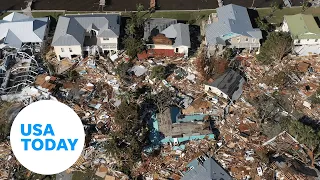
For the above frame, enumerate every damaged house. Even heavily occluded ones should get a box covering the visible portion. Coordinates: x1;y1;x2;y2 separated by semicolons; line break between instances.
205;4;262;55
182;155;232;180
0;12;50;52
205;69;245;101
52;14;121;60
281;14;320;56
149;106;215;148
140;18;191;59
0;51;40;95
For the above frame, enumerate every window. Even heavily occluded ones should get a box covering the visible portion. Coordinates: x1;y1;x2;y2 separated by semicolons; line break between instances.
69;48;72;52
103;37;109;40
316;39;318;42
297;40;301;43
245;38;249;42
237;37;240;42
175;48;179;53
252;39;256;43
61;48;64;52
91;30;96;36
307;39;309;41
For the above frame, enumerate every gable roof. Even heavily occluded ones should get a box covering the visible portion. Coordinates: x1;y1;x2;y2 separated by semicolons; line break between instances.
284;14;320;39
182;156;232;180
205;4;262;45
143;18;178;41
207;69;244;99
52;14;120;46
0;12;49;49
161;23;191;47
3;12;31;22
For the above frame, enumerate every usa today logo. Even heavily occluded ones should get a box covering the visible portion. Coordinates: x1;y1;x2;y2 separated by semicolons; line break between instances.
10;100;85;175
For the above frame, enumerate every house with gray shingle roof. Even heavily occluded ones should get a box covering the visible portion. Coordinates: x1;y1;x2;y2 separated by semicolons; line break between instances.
205;4;262;54
143;18;191;57
0;12;49;51
182;155;232;180
52;14;120;60
204;69;245;101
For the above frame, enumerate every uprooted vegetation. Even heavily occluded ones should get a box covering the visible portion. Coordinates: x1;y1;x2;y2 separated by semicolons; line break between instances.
194;49;228;81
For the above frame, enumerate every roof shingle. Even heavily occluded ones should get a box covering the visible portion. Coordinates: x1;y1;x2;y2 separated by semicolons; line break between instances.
284;14;320;39
205;4;262;45
52;14;120;46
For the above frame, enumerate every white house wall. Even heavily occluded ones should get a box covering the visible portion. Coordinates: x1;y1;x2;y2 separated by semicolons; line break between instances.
100;37;118;44
281;21;289;32
176;46;189;55
294;39;320;45
152;44;174;50
99;37;118;51
294;45;320;56
204;85;229;99
54;45;82;60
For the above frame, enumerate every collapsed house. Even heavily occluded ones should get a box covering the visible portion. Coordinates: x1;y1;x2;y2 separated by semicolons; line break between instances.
0;51;40;95
52;14;121;60
146;106;215;152
139;18;190;59
262;131;319;179
182;155;232;180
0;12;50;53
205;4;262;55
281;14;320;56
204;69;245;101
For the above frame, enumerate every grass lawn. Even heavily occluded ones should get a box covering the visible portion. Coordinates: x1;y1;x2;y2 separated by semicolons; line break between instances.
149;10;216;23
1;7;320;25
121;10;216;25
257;7;320;25
32;12;65;20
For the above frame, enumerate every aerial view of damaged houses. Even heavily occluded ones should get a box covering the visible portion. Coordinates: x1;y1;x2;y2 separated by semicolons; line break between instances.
2;0;320;179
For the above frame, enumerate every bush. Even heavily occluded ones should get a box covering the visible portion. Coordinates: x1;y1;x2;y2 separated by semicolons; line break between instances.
256;32;293;65
150;65;166;80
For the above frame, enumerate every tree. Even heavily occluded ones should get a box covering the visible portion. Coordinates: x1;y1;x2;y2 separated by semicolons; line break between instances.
115;61;133;83
123;37;144;59
223;48;235;59
270;1;280;13
256;32;293;65
151;88;175;121
301;0;310;12
105;102;148;175
68;70;79;82
285;120;320;167
150;65;166;80
310;89;320;104
124;4;147;59
255;17;271;32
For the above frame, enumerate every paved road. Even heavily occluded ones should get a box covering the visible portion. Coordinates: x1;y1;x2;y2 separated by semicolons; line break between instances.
0;0;305;11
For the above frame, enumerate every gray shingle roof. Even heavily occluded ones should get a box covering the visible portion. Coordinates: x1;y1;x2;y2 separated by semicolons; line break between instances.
205;4;262;45
143;18;177;41
3;12;31;22
5;30;22;48
52;14;120;46
161;23;191;47
182;156;232;180
208;69;244;99
0;12;49;49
